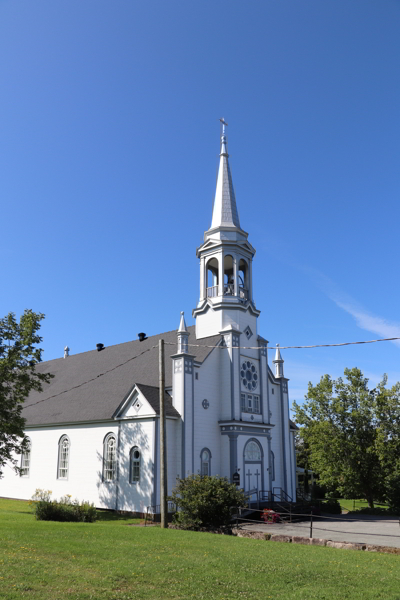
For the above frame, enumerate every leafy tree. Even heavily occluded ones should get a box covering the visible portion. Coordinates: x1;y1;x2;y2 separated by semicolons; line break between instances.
169;474;247;530
293;368;389;509
0;310;52;478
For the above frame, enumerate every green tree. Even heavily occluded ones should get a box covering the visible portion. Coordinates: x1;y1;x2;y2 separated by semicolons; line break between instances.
0;310;52;478
169;474;247;530
293;368;387;508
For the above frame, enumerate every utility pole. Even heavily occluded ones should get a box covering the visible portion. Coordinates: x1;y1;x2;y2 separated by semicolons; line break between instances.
159;339;168;528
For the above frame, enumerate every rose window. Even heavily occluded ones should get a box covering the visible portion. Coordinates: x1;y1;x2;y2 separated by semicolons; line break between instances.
241;361;258;390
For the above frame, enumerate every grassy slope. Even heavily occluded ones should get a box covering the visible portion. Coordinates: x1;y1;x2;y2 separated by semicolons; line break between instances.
1;499;400;600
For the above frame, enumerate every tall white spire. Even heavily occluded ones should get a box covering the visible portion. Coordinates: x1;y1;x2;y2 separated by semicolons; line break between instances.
273;344;284;378
177;311;189;353
210;120;241;230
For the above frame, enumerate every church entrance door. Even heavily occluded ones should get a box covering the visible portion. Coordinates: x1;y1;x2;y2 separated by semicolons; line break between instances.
244;464;262;492
243;439;264;494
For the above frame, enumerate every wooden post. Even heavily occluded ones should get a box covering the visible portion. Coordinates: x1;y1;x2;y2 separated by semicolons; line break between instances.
159;339;168;528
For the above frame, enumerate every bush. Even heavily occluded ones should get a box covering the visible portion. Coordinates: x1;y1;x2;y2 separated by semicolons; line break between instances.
320;499;342;514
31;489;97;522
169;474;247;530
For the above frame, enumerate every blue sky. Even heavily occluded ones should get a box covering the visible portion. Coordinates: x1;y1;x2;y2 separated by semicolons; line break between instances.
1;0;400;406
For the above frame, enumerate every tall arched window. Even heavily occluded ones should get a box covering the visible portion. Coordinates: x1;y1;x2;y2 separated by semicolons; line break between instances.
238;259;248;300
223;255;234;295
244;440;262;461
58;435;70;479
130;447;140;483
206;257;219;298
200;448;211;476
103;433;117;482
20;437;31;477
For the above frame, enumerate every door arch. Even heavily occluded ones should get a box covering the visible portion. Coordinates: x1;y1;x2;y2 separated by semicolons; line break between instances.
243;438;264;493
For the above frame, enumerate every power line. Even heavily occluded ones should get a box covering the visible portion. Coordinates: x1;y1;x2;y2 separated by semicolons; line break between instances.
23;335;400;410
164;336;400;350
25;345;158;409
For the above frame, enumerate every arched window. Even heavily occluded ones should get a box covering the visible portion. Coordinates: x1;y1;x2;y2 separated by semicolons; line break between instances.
238;259;248;300
103;433;117;482
206;257;219;298
58;435;70;479
200;448;211;476
223;255;234;295
271;451;275;481
20;438;31;477
130;447;140;483
244;440;262;461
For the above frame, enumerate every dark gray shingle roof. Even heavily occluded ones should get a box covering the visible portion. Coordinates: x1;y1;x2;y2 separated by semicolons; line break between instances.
135;384;180;418
22;326;221;426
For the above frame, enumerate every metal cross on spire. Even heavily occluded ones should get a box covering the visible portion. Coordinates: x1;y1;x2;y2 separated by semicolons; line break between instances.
219;117;228;135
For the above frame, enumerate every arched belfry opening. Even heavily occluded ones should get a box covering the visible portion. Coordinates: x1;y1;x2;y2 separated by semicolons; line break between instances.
238;259;249;300
206;257;219;298
223;255;234;296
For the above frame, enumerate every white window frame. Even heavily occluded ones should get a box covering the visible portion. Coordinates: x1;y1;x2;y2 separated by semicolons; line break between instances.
241;394;260;414
200;448;211;476
244;440;262;461
103;433;117;482
57;435;70;480
130;447;140;484
20;438;31;477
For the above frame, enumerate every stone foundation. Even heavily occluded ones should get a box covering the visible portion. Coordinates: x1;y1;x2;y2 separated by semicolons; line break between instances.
232;528;400;554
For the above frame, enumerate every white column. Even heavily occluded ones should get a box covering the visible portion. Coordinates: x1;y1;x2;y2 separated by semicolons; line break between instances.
249;259;253;301
233;254;238;296
200;257;205;301
218;251;224;297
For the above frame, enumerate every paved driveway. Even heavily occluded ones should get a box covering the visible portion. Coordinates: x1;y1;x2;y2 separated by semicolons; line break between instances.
239;514;400;549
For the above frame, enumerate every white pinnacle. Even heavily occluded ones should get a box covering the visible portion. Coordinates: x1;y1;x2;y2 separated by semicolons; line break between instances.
178;311;188;333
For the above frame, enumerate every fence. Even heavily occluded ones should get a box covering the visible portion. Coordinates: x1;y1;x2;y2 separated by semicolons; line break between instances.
232;506;400;542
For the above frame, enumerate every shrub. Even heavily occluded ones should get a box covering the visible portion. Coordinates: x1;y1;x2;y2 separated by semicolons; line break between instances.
320;499;342;514
169;474;247;530
31;489;97;522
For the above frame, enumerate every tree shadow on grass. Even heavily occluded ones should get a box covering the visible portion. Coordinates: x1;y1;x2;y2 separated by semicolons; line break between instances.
96;509;141;522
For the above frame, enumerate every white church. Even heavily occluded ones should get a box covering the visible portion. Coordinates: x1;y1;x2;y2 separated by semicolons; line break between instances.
1;125;297;514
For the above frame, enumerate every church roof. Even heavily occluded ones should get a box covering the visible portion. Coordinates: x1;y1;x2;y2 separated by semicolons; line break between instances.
135;384;180;419
22;326;221;427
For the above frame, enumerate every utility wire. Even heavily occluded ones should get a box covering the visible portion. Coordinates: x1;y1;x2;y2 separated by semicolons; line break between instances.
24;335;400;410
165;336;400;350
25;345;158;409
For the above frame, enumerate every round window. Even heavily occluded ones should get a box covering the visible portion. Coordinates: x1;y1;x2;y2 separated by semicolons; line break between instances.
241;361;258;391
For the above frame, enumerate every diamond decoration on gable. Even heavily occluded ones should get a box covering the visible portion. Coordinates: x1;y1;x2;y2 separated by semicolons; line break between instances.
244;326;253;340
134;399;142;413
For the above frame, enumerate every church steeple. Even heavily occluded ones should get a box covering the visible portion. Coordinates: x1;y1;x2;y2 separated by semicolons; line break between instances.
193;121;260;339
210;120;241;230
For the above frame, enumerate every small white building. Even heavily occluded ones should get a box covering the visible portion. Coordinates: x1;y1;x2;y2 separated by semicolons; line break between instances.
1;126;297;513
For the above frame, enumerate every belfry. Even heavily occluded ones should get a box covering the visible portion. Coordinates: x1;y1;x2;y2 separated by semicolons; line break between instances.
193;121;260;339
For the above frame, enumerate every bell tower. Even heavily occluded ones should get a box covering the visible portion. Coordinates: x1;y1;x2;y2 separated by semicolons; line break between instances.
193;122;260;339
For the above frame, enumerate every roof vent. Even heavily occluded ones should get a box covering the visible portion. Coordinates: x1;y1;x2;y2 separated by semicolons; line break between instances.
64;346;70;358
96;343;104;352
138;332;148;342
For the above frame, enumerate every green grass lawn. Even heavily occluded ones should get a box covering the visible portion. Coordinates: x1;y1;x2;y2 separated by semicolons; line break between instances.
1;498;400;600
335;499;388;512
